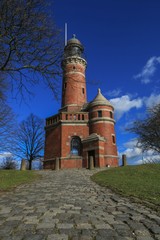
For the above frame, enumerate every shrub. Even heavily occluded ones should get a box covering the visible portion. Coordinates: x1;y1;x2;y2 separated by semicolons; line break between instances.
0;157;18;170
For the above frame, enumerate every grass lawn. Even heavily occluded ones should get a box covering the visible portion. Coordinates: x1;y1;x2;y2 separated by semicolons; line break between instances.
0;170;40;191
91;164;160;208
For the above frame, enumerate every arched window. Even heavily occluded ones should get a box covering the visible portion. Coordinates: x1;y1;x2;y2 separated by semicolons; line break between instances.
71;137;81;156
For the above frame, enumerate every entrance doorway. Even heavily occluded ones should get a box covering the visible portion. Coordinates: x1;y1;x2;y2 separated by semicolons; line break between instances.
88;150;96;168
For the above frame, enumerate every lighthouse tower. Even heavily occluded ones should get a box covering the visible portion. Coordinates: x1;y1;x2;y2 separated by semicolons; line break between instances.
44;35;89;169
44;35;118;170
61;34;87;112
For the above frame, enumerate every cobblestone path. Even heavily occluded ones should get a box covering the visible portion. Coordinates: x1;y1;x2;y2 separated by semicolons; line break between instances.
0;169;160;240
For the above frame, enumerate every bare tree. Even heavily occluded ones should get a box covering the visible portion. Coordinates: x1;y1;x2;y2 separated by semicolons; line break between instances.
0;99;17;152
0;156;18;170
14;114;44;170
0;74;7;100
0;0;63;100
129;103;160;154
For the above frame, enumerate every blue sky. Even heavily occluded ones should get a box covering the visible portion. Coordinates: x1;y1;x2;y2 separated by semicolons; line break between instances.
6;0;160;165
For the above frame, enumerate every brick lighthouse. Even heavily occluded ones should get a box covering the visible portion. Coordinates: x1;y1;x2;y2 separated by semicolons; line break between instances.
44;35;118;169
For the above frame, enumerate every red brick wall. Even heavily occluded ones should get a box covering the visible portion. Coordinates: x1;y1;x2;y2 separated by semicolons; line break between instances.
64;63;85;74
104;157;119;167
43;160;55;170
61;124;89;157
89;105;118;167
44;125;61;160
62;62;87;108
89;105;114;119
60;158;82;169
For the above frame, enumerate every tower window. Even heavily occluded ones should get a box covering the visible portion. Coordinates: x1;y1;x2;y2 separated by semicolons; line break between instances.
98;110;102;117
82;115;84;120
64;83;67;89
71;137;81;156
110;111;113;118
78;114;80;120
112;135;116;144
66;114;68;120
82;88;85;94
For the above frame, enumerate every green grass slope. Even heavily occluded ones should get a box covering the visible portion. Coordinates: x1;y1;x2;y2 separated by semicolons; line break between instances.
91;164;160;208
0;170;40;191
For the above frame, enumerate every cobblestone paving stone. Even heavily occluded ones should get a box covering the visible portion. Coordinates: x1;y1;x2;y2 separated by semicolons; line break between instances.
0;169;160;240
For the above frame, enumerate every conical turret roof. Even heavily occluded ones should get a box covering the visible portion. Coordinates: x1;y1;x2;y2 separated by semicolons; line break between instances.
89;88;113;108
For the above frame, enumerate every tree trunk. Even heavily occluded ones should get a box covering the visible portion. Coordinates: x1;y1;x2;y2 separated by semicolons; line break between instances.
28;160;32;170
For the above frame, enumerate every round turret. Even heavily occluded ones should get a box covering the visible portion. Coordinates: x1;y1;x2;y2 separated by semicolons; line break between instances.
88;88;117;166
88;89;115;132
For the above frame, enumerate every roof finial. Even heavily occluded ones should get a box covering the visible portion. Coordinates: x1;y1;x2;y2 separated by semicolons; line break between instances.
98;88;101;94
73;34;76;38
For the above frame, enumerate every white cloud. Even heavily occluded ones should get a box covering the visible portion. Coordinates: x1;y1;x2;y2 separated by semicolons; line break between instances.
107;88;122;97
118;139;142;165
134;56;160;84
124;147;142;159
110;95;143;119
144;93;160;108
122;139;142;158
0;152;12;160
124;138;137;148
119;139;160;165
134;159;143;165
110;93;160;120
135;154;160;165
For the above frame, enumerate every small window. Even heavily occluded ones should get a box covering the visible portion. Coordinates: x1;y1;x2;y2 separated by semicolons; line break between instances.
98;110;102;117
74;114;76;120
64;82;67;89
66;114;68;120
78;114;80;120
73;66;76;70
112;135;115;144
82;88;85;94
110;111;113;118
82;115;84;120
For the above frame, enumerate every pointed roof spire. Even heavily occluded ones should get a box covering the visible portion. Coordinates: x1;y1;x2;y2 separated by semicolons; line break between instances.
88;88;113;108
